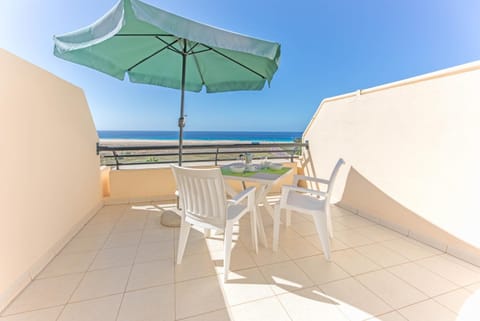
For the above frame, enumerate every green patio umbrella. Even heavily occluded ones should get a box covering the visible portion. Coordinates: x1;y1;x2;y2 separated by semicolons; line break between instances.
54;0;281;165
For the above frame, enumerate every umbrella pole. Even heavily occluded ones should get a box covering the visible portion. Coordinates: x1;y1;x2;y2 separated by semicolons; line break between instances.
178;40;187;166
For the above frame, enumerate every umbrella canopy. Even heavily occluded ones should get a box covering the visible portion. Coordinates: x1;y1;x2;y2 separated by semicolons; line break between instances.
54;0;281;165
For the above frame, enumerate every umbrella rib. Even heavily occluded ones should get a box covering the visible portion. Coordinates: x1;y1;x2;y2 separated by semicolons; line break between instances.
116;33;175;37
127;38;180;71
155;36;183;55
206;46;267;79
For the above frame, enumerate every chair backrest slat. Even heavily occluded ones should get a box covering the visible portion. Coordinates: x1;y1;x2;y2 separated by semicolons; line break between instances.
171;165;227;229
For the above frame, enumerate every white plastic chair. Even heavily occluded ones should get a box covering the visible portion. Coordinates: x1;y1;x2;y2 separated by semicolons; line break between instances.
273;159;345;260
171;165;257;281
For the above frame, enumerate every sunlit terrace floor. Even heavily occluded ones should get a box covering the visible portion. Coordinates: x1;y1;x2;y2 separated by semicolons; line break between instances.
2;200;480;321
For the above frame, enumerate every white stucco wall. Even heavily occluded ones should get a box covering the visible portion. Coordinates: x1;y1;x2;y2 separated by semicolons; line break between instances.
304;61;480;262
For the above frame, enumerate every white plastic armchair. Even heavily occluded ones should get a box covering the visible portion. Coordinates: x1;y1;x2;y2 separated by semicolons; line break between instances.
273;159;345;260
171;165;257;281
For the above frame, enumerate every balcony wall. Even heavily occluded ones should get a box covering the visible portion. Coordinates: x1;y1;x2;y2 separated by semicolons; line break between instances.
103;163;299;204
0;50;103;310
303;61;480;265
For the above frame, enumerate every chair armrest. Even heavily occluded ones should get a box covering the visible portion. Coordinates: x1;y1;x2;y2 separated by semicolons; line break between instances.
228;186;256;205
282;185;326;197
294;175;329;185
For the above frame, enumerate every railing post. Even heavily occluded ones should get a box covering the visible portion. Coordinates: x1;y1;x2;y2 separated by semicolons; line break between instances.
215;147;219;166
113;151;120;170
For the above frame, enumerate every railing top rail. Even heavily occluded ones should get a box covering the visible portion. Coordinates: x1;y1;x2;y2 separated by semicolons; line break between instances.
97;141;308;153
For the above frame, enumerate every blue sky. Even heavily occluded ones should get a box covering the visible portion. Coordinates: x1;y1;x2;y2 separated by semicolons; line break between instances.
1;0;479;131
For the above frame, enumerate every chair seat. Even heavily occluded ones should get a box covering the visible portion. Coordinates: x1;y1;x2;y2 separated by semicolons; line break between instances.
286;191;326;213
227;204;248;220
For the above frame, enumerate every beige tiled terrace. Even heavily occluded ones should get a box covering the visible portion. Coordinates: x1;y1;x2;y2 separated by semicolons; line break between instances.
1;201;479;321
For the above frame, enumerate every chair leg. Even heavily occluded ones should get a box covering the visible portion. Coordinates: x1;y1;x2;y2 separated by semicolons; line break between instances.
224;221;234;282
250;207;258;254
273;205;281;252
326;205;333;239
286;209;292;227
176;221;191;264
312;213;331;260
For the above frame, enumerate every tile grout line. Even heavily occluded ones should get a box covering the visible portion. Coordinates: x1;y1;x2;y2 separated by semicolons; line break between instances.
52;206;127;321
113;205;149;321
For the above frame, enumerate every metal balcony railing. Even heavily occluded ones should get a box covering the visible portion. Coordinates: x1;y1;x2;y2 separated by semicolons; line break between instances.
96;141;308;169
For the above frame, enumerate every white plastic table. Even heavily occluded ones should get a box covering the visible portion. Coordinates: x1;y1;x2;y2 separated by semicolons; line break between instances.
222;165;292;248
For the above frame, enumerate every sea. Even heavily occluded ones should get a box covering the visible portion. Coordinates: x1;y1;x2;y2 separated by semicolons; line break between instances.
97;130;303;143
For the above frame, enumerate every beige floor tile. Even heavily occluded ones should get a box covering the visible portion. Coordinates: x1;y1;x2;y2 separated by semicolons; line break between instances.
398;299;457;321
126;259;174;291
280;237;321;259
96;205;128;216
176;235;225;257
0;306;62;321
76;223;113;238
465;282;480;292
305;235;350;253
259;261;314;294
434;288;473;314
278;287;349;321
263;225;302;242
113;217;146;233
38;251;97;279
103;231;142;249
416;255;480;287
219;268;275;306
211;245;257;274
335;215;375;229
367;311;408;321
89;246;137;270
3;274;83;315
388;262;458;297
87;213;121;225
355;244;409;268
333;229;375;248
442;255;480;274
250;247;291;266
319;277;392;320
295;255;349;285
356;270;428;309
355;225;403;242
229;297;291;321
290;221;318;237
135;240;174;263
180;309;231;321
117;285;174;321
381;237;441;260
57;294;122;321
70;266;130;302
141;228;175;244
331;249;380;275
61;235;107;254
175;275;227;320
175;252;217;282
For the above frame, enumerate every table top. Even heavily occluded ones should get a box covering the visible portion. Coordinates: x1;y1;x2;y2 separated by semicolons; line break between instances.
221;164;292;184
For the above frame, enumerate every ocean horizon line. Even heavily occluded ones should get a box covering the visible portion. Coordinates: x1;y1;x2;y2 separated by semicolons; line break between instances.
98;130;304;142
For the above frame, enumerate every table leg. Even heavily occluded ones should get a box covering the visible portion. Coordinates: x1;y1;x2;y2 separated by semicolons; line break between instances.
254;184;270;248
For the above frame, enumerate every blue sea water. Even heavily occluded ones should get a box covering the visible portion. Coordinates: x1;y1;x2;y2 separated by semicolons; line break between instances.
97;130;303;142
